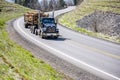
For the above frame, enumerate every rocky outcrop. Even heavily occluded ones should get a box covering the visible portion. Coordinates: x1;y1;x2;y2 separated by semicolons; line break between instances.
76;11;120;38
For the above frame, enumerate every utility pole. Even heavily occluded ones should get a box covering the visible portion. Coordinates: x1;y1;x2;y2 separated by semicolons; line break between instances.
52;0;55;18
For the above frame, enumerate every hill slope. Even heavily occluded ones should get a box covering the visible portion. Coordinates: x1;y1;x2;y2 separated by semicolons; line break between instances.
0;0;70;80
59;0;120;43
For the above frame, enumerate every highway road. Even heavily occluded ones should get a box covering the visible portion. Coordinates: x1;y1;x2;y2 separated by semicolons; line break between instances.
13;7;120;80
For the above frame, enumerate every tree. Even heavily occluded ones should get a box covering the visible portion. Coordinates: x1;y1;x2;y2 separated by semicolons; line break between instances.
74;0;83;5
15;0;24;5
23;0;29;7
41;0;49;11
49;0;56;10
67;0;74;6
14;0;69;10
35;0;41;10
15;0;38;9
74;0;78;5
15;0;19;3
15;0;21;4
59;0;65;7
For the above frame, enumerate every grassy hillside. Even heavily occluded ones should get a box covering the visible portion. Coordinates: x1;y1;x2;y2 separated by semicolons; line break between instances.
0;0;68;80
59;0;120;43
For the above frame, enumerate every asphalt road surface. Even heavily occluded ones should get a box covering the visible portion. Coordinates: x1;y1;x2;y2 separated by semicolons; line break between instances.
13;7;120;80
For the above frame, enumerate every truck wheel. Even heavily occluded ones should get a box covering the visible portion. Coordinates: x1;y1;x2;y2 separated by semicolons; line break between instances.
25;24;28;28
42;35;46;39
33;27;35;34
30;27;33;33
39;30;41;36
35;29;38;35
40;32;45;39
41;36;44;39
54;36;58;39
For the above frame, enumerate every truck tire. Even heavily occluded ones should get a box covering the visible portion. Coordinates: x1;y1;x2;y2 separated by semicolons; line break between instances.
25;24;28;28
39;30;41;36
30;26;34;33
33;28;35;34
35;25;38;35
35;29;38;35
40;32;45;39
30;26;35;34
54;36;58;39
30;27;33;33
41;35;45;39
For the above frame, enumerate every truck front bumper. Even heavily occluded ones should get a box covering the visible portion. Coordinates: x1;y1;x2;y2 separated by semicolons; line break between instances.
43;33;59;37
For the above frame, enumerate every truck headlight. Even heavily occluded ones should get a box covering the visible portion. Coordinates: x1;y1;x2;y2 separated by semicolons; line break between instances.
43;28;47;31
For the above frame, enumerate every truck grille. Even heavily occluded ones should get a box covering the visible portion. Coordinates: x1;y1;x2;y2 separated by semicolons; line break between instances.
47;27;56;33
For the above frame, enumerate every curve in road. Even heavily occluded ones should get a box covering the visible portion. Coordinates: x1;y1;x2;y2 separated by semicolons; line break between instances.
13;7;120;80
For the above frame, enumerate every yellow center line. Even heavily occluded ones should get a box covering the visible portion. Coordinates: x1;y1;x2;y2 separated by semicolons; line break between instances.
66;40;120;60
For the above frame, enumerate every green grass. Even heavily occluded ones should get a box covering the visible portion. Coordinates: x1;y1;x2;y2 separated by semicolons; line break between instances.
0;0;68;80
0;56;20;80
59;0;120;43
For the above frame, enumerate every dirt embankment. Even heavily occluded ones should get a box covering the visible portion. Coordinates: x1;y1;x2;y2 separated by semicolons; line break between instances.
77;11;120;39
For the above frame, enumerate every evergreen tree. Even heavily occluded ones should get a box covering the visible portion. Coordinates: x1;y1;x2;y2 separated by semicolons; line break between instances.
59;0;65;7
15;0;21;4
74;0;83;5
74;0;78;5
49;0;56;10
23;0;29;7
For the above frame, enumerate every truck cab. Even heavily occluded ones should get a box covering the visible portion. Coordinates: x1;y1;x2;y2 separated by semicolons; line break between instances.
39;18;59;39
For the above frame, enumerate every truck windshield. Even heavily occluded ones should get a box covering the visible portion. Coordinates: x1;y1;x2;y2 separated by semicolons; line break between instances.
42;18;55;24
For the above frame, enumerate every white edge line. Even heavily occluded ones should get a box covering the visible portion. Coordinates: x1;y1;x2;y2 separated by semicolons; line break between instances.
16;14;120;80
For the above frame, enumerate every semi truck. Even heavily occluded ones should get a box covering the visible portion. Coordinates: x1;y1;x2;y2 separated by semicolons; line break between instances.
38;17;59;39
24;11;59;39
